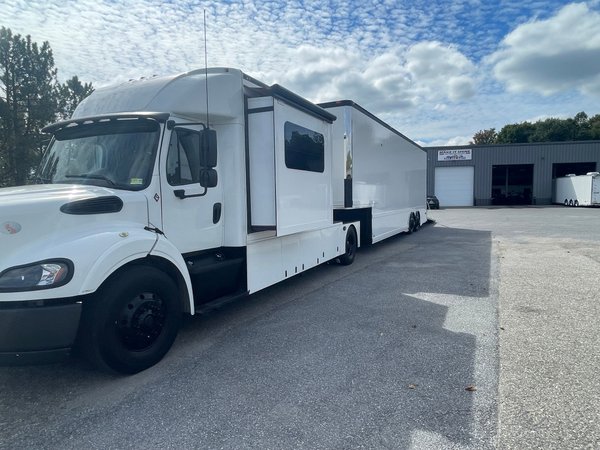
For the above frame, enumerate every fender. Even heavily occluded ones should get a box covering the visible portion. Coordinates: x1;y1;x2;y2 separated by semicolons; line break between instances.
147;235;195;315
77;228;158;295
0;226;156;302
78;230;195;314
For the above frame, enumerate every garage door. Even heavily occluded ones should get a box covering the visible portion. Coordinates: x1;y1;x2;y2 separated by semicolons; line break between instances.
435;166;474;207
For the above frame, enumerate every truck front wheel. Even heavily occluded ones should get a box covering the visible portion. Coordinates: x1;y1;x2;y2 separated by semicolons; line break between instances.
79;266;181;374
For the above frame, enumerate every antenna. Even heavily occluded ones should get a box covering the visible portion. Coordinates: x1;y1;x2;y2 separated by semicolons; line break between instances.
203;9;210;129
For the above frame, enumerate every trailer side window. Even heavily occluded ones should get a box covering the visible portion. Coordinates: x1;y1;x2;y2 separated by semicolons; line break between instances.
284;122;324;173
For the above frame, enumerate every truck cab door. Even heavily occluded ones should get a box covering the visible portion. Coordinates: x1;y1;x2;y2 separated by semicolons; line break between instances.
159;125;223;254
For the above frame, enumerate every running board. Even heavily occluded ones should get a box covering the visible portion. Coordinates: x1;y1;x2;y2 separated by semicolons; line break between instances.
195;290;250;315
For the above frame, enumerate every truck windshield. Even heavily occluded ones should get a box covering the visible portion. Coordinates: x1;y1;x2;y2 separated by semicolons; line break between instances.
37;119;161;191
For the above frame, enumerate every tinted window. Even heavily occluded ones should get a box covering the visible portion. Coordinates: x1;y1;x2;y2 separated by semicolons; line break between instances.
284;122;324;173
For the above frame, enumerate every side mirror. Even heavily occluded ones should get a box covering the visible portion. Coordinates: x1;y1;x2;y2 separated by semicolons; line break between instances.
199;168;218;188
200;129;217;168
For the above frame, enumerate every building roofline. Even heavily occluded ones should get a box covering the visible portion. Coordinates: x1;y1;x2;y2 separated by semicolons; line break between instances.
426;140;600;150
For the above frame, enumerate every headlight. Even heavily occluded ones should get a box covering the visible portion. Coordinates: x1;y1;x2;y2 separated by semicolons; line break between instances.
0;259;73;292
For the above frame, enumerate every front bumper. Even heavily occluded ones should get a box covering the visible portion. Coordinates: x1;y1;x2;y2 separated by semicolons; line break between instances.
0;298;82;365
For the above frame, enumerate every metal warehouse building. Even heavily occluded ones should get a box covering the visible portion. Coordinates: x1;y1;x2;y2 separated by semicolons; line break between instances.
425;141;600;206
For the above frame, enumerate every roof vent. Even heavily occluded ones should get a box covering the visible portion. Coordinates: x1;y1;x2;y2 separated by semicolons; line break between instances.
586;172;599;176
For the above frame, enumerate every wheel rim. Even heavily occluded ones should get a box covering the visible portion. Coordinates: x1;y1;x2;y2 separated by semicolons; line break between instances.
115;292;167;351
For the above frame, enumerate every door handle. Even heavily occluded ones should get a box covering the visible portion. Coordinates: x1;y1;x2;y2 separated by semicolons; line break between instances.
213;203;222;224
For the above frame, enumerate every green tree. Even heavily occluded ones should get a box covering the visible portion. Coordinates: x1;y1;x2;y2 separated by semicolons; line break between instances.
57;75;94;120
471;128;497;145
588;114;600;140
496;122;535;143
0;27;93;187
0;27;59;186
529;118;578;142
574;111;588;126
485;112;600;145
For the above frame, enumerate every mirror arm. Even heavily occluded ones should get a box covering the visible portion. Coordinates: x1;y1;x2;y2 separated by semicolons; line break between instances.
174;187;208;199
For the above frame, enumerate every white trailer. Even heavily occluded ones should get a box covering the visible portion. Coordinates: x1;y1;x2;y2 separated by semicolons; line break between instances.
555;172;600;206
0;68;426;373
320;101;427;243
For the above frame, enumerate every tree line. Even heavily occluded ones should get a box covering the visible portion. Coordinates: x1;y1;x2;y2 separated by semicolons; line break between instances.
0;27;93;187
471;112;600;145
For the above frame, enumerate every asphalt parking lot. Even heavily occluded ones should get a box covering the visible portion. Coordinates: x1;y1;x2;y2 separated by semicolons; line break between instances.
428;206;600;449
1;206;599;449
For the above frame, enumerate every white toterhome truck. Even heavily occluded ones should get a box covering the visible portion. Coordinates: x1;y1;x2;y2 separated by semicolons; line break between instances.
555;172;600;206
0;68;426;373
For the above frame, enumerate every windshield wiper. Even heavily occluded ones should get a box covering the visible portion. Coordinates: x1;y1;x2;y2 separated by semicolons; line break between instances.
33;176;51;184
65;173;116;186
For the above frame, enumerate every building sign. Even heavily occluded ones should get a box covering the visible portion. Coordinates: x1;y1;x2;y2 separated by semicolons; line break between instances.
437;149;472;161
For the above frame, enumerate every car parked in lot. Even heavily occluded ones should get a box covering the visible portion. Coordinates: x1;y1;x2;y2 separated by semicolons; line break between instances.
427;195;440;209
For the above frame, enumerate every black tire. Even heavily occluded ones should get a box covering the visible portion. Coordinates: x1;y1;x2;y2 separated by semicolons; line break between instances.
574;200;579;207
569;199;574;206
78;265;181;374
408;213;415;233
564;199;569;206
338;226;358;266
415;211;421;231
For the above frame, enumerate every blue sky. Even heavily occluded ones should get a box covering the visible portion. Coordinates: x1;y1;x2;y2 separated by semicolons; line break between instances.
2;0;600;145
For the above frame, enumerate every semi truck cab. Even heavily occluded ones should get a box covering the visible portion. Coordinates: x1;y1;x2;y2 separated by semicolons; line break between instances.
0;111;222;371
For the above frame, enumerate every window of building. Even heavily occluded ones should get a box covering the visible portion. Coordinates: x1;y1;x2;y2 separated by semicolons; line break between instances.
284;122;324;173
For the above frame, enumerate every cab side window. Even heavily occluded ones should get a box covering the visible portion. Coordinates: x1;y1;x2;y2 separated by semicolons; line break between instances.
166;129;201;186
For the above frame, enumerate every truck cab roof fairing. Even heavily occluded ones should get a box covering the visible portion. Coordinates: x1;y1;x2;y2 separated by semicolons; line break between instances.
42;112;170;135
72;68;246;122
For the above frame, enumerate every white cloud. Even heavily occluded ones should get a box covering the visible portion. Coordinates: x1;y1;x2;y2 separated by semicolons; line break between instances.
270;42;477;117
490;2;600;96
1;0;598;145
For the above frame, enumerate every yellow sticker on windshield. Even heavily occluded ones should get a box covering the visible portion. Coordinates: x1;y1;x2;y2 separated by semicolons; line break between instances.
130;178;143;185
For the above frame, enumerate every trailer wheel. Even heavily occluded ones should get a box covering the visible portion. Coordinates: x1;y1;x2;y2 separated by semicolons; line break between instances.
79;265;181;374
569;199;574;206
564;199;569;206
338;226;358;266
574;200;579;207
415;211;421;231
408;213;415;233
